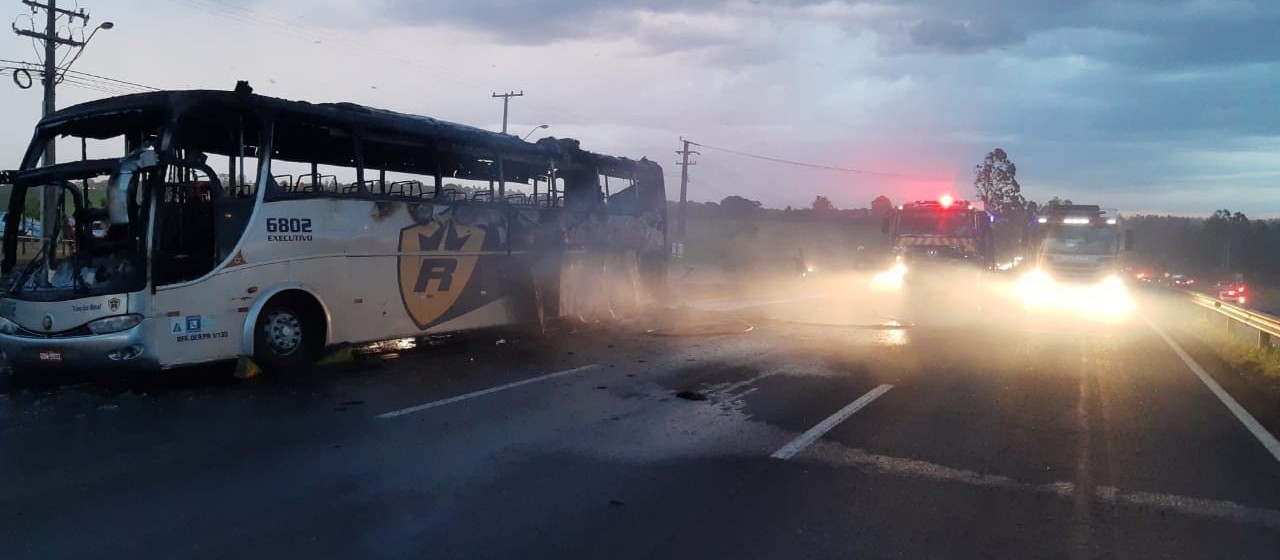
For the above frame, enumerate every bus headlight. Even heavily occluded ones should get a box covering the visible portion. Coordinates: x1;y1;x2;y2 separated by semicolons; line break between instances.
1017;268;1054;306
0;317;17;335
87;314;143;335
1091;276;1135;317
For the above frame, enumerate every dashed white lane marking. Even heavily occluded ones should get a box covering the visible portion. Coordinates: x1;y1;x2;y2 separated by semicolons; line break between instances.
771;384;894;460
1145;318;1280;465
377;364;600;419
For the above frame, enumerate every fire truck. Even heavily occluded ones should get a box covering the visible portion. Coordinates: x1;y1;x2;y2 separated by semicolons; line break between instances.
881;195;995;270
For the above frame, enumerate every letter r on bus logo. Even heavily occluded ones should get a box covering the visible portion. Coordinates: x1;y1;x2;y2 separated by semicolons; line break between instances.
414;258;458;292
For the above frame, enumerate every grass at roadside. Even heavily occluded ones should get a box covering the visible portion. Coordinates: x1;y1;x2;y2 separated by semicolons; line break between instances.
1188;318;1280;397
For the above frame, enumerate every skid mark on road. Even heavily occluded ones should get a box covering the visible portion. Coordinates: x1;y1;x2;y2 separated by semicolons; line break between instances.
803;444;1280;530
378;333;774;421
1145;318;1280;466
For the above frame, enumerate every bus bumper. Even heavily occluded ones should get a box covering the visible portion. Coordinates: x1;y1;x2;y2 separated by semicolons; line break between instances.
0;325;158;374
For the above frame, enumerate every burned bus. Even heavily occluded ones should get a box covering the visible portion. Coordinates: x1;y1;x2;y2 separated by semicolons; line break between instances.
0;88;666;377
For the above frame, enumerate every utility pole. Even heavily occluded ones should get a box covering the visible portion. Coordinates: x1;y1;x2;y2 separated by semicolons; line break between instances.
491;90;523;134
12;0;90;253
675;137;698;239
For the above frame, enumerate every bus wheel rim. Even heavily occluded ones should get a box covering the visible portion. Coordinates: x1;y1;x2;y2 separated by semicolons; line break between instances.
264;309;302;355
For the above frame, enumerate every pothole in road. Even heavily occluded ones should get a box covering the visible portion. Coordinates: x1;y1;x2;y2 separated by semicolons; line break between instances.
675;390;708;401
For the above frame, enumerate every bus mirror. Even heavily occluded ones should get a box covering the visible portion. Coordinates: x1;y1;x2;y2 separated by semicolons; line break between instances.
108;146;159;225
1124;229;1134;251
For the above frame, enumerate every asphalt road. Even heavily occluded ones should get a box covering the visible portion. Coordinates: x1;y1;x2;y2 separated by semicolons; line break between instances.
4;275;1280;559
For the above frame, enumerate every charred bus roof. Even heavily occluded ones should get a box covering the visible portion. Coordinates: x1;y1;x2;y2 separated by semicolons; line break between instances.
33;89;663;186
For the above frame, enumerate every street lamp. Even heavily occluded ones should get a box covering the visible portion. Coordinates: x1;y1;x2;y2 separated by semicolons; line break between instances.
58;21;114;76
522;124;549;141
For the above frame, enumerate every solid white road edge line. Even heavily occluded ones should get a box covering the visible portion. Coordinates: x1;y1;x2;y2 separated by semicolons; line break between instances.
771;384;894;460
1145;317;1280;465
377;364;600;419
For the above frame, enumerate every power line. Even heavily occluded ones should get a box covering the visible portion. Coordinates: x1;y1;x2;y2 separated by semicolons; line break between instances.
686;139;948;181
0;59;156;92
62;67;157;91
58;75;137;95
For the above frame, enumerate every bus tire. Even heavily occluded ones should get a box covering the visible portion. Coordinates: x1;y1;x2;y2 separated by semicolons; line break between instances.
253;293;325;373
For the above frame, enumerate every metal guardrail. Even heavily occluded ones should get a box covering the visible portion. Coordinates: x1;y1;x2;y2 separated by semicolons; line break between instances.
1188;292;1280;349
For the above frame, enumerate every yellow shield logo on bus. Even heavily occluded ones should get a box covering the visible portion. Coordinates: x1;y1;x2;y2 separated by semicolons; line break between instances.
398;220;487;329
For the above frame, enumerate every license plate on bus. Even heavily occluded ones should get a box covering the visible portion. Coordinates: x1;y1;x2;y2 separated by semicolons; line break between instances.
38;350;63;363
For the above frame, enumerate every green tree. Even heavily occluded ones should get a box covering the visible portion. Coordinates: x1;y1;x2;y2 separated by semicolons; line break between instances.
870;195;893;218
718;195;762;219
812;195;835;213
973;148;1025;216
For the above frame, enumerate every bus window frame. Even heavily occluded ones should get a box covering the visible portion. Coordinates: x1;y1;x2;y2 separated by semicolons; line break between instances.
263;119;364;201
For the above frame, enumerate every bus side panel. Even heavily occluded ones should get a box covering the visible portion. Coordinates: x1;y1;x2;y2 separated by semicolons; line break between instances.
150;278;246;367
235;199;536;347
150;197;655;366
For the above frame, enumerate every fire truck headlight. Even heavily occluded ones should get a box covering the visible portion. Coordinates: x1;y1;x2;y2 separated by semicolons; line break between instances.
871;263;907;290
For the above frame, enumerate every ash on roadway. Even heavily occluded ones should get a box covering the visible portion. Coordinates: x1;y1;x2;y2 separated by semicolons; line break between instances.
4;272;1280;560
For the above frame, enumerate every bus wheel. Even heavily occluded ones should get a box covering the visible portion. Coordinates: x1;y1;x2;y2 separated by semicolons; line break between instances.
253;294;323;372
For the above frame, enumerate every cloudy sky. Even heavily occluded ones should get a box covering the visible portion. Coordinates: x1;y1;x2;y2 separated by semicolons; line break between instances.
2;0;1278;215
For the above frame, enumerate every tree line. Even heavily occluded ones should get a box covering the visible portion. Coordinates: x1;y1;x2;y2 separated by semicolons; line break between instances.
668;194;894;226
675;146;1276;285
1126;211;1280;284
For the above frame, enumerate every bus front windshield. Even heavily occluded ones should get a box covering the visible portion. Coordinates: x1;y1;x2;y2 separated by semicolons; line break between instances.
4;105;262;299
2;112;164;299
900;210;973;236
4;161;152;300
1044;226;1117;255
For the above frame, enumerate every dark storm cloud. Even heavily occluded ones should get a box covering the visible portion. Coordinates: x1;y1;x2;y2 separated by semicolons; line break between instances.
886;0;1280;67
1104;17;1280;70
344;0;1279;212
372;0;1280;71
906;17;1025;52
377;0;700;41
